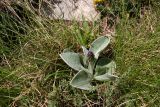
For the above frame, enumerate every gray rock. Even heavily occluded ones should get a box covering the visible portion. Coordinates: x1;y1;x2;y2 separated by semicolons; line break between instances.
41;0;100;21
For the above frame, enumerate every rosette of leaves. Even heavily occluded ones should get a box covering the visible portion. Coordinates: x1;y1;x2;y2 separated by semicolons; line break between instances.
60;36;117;90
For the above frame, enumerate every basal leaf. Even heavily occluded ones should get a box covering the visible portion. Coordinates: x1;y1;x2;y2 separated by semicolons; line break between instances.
94;72;118;81
94;58;117;81
70;70;93;90
90;36;110;59
95;58;116;70
60;52;84;71
81;46;89;56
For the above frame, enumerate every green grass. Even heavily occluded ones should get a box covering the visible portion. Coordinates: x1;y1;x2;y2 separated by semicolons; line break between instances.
114;10;160;106
0;1;160;107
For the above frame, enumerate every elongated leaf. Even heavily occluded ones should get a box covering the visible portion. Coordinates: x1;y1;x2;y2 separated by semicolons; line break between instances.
90;36;110;59
60;52;84;71
81;46;89;67
94;58;117;81
87;58;97;75
70;70;93;90
95;58;116;70
94;69;118;81
88;62;93;74
81;46;89;56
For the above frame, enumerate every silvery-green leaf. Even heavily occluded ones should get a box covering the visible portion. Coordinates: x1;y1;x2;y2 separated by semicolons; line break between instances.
88;58;97;75
82;56;88;68
81;46;89;67
94;58;117;81
70;70;93;90
94;68;118;81
60;52;84;71
81;46;89;56
88;62;93;75
95;58;116;71
90;36;110;59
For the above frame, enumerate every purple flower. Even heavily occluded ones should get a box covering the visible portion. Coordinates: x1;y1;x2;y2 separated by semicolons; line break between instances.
87;50;94;58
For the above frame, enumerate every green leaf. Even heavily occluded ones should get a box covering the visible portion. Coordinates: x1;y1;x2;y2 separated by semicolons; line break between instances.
94;58;118;81
87;58;97;75
70;70;93;90
88;62;93;75
81;46;89;56
94;70;118;81
90;36;110;59
60;52;84;71
82;55;88;68
95;58;115;70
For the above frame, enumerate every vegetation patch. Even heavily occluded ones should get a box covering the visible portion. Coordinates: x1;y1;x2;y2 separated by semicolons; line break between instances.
0;0;160;106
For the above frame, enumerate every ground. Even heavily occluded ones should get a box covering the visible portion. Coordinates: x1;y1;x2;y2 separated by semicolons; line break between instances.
0;1;160;107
